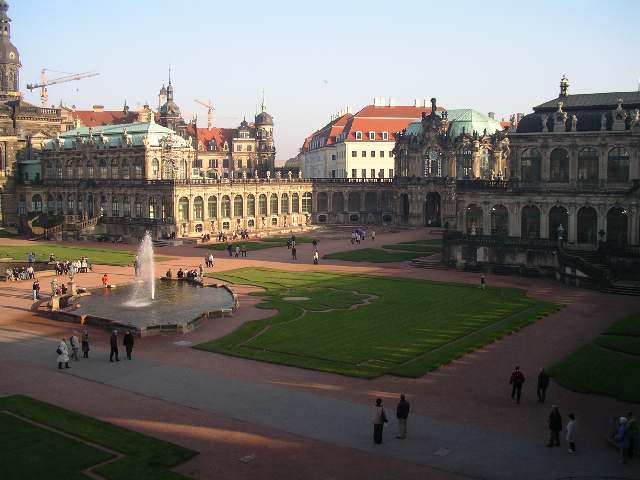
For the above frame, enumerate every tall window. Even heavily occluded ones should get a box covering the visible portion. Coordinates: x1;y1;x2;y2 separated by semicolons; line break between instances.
302;192;312;213
352;151;357;157
123;195;131;217
291;193;299;213
270;193;278;214
133;158;143;178
607;147;629;183
111;158;119;179
233;195;243;217
111;196;119;217
281;193;289;214
121;158;130;179
208;196;217;219
178;197;189;221
456;149;473;179
520;148;541;182
221;196;231;217
578;147;599;182
258;194;267;215
193;196;204;220
247;194;256;217
549;148;569;182
152;158;160;179
149;196;156;219
87;160;94;178
99;159;107;178
66;160;73;178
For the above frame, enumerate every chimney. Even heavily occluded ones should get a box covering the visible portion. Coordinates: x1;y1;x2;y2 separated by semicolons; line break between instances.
488;112;495;119
414;98;421;107
92;105;104;113
387;98;396;107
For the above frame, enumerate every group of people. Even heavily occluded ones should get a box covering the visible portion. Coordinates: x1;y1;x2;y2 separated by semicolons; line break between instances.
56;257;91;276
167;265;204;282
509;366;637;462
56;331;90;368
4;265;35;281
109;329;135;361
351;229;374;244
204;253;215;268
215;229;250;243
371;394;411;444
226;243;248;258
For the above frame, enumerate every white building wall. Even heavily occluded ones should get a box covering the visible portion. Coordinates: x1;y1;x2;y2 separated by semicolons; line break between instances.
344;141;395;178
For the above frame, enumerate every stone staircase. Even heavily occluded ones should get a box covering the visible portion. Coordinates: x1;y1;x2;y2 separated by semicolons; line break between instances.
409;255;449;270
564;247;640;296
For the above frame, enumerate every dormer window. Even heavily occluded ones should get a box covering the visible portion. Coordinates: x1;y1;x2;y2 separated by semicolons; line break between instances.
369;131;375;140
223;142;228;151
355;131;362;140
382;131;388;140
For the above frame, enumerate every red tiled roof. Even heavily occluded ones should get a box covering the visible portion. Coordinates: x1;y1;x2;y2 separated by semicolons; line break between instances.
500;120;512;128
302;104;443;150
73;110;140;127
193;127;236;151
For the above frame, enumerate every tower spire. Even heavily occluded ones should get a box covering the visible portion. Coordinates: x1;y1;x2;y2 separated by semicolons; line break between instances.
261;89;266;112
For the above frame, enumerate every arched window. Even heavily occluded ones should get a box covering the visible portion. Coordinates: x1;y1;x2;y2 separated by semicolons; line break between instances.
133;158;143;179
193;196;204;220
365;192;377;212
578;147;599;182
549;148;569;183
66;160;73;178
480;149;493;179
317;192;328;212
123;195;131;217
99;159;107;178
291;193;299;213
348;192;360;211
465;204;483;234
270;193;279;214
234;195;243;217
302;192;312;213
86;159;94;178
456;148;473;179
221;195;231;217
149;196;156;219
178;197;189;221
31;194;42;213
151;158;160;179
607;147;629;183
77;194;83;214
332;192;344;213
548;205;569;240
134;196;143;217
110;158;119;179
121;158;130;179
247;194;256;217
66;194;75;214
577;206;597;244
56;160;63;179
424;149;442;177
57;194;63;214
382;191;393;211
521;205;540;239
47;194;54;215
521;148;541;182
281;193;289;214
208;195;217;219
491;204;508;236
607;206;628;246
18;194;26;216
45;160;53;178
258;194;267;215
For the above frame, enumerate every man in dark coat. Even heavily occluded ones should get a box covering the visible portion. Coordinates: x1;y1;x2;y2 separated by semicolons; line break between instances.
547;405;562;447
509;366;525;404
109;330;119;362
396;393;411;439
123;330;135;360
537;368;550;403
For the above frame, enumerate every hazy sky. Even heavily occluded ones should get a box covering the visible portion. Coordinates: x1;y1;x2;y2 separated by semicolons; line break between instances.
12;0;639;160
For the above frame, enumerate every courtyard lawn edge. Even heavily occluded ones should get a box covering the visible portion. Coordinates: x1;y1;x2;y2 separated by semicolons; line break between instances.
0;395;198;480
196;268;557;379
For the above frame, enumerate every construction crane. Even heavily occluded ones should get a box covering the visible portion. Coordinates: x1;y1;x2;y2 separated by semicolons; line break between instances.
194;99;214;130
26;69;99;108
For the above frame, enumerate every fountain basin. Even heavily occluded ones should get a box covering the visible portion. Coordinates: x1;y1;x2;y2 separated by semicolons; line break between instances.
59;280;237;336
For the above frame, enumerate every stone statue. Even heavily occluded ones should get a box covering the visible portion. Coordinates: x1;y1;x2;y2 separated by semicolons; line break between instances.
275;171;282;180
298;171;303;179
541;114;549;132
287;170;292;180
571;114;578;132
266;170;271;180
242;170;247;179
254;169;259;179
600;113;607;131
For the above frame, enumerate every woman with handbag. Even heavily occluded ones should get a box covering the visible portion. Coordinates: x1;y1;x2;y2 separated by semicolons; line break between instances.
372;398;388;444
56;338;70;369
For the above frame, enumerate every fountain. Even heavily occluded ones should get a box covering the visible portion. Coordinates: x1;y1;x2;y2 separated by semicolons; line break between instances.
64;231;237;336
124;232;156;307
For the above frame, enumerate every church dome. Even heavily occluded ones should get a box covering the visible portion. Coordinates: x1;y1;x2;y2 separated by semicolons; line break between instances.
159;84;167;95
255;110;273;126
0;1;19;65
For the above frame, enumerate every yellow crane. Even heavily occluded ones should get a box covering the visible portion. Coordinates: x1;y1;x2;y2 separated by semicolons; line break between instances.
27;68;99;108
194;99;214;130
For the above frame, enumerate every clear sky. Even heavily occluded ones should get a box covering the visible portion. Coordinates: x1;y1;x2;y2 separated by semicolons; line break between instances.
11;0;640;160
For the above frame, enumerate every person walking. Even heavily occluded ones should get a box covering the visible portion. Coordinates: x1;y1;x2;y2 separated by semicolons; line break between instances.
69;333;80;361
241;244;247;258
134;255;140;276
208;253;215;267
480;274;486;290
566;413;576;453
56;338;70;369
313;250;319;265
50;278;58;296
616;417;630;463
396;393;410;439
371;230;376;241
101;273;109;287
198;264;204;278
109;330;119;362
372;398;388;444
32;279;40;300
81;330;90;358
628;412;638;459
123;330;135;360
235;245;240;258
537;368;550;403
509;366;525;404
547;405;562;447
292;246;297;261
227;243;233;257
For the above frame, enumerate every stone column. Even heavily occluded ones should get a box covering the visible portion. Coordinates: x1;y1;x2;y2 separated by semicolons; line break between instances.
541;149;550;181
568;205;578;243
540;204;549;239
482;203;491;235
509;203;520;237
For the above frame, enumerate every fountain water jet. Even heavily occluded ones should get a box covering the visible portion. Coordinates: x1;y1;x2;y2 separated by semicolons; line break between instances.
124;231;156;307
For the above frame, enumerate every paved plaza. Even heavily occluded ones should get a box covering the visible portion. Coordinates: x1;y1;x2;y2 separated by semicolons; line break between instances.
1;228;639;479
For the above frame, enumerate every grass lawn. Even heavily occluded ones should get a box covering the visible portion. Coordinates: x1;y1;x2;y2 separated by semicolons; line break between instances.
0;244;170;266
0;395;197;480
0;227;19;238
196;268;558;378
198;236;312;252
324;239;442;263
549;312;640;402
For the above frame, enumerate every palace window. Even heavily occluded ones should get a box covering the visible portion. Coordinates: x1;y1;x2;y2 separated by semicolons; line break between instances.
371;151;375;158
607;147;629;183
208;159;217;169
87;160;94;178
424;149;442;177
99;159;107;178
152;158;159;179
133;158;143;178
247;194;256;216
148;196;156;219
362;169;367;178
111;196;119;217
247;145;252;152
351;169;357;178
302;192;312;213
549;148;569;183
66;160;73;178
193;196;204;220
352;151;357;157
388;168;393;177
371;169;375;178
121;158;130;179
456;149;473;179
270;193;278;214
111;158;119;179
578;147;599;182
361;151;366;158
368;131;375;140
355;131;362;140
380;151;384;157
382;132;388;140
480;149;492;179
208;196;217;219
520;148;541;182
123;195;131;217
221;196;231;217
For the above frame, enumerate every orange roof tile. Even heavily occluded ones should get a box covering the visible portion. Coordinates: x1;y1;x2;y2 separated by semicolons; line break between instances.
73;110;140;127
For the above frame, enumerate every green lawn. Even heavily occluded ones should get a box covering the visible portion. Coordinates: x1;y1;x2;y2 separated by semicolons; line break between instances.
324;239;442;263
0;227;19;238
196;268;558;378
0;244;170;266
0;395;197;480
549;312;640;402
